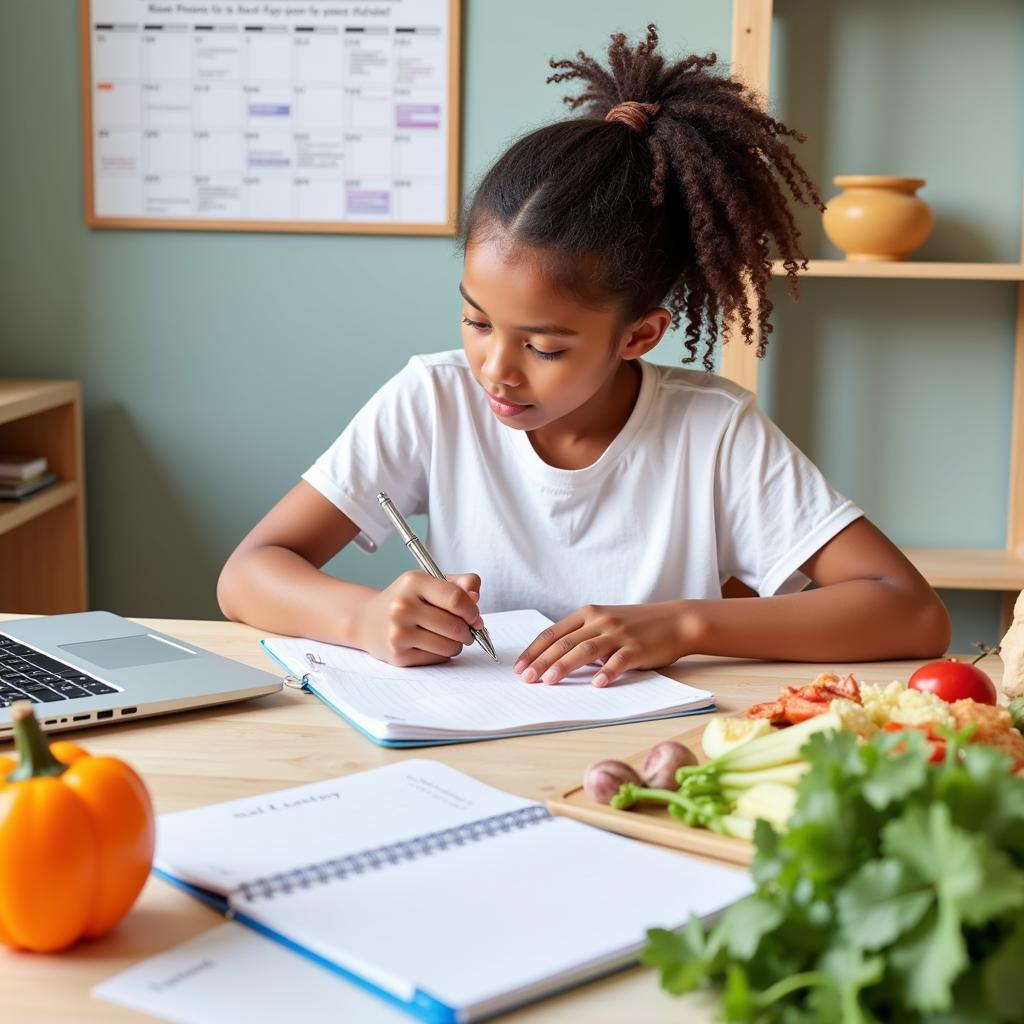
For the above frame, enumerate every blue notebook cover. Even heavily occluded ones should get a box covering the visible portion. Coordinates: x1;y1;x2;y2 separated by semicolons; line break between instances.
152;867;458;1022
259;639;714;748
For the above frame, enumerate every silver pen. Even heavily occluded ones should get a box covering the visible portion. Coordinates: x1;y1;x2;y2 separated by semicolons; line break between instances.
376;492;498;662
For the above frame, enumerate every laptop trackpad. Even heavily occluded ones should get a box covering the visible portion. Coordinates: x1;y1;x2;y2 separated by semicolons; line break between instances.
60;635;198;670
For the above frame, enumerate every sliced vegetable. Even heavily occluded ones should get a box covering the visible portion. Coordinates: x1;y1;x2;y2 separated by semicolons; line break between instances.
700;716;771;759
681;710;842;777
734;782;798;831
718;761;810;794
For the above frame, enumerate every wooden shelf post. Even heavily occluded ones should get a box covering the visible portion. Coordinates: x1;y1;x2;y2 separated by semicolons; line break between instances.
723;0;774;397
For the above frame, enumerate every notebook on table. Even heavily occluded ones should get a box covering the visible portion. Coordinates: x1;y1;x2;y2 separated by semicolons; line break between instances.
261;609;714;747
153;759;752;1023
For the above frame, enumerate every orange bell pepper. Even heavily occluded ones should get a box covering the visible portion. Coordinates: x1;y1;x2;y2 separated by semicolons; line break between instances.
0;701;154;952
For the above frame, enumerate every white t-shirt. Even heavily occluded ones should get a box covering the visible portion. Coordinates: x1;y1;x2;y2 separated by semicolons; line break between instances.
303;350;863;621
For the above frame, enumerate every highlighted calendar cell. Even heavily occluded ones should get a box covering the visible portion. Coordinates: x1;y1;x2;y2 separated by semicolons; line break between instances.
396;103;441;130
347;189;391;215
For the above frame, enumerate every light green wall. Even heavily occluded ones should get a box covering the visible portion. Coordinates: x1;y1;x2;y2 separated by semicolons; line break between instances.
0;1;1020;652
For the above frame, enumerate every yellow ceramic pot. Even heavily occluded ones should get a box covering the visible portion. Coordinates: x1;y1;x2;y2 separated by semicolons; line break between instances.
822;176;934;261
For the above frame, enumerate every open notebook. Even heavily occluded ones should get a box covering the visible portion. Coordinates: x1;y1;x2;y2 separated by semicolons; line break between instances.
153;759;752;1023
261;609;714;747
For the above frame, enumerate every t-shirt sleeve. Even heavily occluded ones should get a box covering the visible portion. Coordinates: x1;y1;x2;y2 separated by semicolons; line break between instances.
714;394;864;596
301;358;433;554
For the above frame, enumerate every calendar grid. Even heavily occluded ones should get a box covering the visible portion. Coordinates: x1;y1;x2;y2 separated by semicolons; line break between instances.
81;0;460;234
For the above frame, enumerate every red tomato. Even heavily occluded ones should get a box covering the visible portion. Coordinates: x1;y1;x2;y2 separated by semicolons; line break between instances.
907;659;997;705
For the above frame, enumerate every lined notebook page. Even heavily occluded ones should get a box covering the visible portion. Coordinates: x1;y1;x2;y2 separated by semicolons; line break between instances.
155;760;536;894
242;816;752;1013
263;609;712;739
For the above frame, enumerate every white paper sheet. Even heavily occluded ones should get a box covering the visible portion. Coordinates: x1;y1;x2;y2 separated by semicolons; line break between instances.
93;922;409;1024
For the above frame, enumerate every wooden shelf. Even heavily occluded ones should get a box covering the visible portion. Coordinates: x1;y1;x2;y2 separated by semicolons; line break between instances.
0;481;79;540
902;547;1024;591
730;0;1024;637
772;260;1024;281
0;379;87;612
0;379;80;427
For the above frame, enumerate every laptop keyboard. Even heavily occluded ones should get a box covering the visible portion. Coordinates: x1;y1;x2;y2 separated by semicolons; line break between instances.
0;634;119;707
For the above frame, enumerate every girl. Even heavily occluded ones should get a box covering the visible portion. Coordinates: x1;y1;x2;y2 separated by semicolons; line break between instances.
218;27;950;687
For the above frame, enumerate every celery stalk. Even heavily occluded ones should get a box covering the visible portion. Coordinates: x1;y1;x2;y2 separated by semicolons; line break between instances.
719;761;810;793
677;710;842;780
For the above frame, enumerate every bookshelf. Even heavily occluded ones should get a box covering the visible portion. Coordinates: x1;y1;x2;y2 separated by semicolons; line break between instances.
726;0;1024;633
0;380;88;612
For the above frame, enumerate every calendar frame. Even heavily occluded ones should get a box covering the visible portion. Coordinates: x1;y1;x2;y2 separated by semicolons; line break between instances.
80;0;462;235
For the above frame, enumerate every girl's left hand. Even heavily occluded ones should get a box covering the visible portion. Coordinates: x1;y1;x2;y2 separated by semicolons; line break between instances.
514;602;691;687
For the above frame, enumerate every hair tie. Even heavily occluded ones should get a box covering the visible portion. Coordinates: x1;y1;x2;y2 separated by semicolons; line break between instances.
604;100;661;136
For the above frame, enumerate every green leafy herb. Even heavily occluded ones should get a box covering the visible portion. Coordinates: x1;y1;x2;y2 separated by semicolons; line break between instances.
641;725;1024;1022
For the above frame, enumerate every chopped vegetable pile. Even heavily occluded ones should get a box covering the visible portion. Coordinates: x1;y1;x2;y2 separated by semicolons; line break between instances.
582;675;1024;843
643;725;1024;1022
611;712;838;841
746;672;1024;772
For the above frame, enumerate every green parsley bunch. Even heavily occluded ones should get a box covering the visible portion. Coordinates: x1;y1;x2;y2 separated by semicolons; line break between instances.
643;726;1024;1023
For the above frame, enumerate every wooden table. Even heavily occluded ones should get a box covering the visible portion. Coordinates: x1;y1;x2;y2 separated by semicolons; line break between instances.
1;615;997;1024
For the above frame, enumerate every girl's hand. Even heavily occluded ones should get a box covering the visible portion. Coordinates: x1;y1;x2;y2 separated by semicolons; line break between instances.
356;571;483;667
514;602;691;687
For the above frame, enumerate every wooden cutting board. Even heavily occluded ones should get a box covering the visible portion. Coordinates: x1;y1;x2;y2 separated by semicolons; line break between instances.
546;721;755;866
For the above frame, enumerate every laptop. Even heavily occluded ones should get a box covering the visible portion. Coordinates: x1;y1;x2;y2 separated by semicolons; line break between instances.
0;612;282;739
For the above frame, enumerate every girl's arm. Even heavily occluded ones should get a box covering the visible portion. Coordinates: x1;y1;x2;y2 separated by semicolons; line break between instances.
678;517;951;661
514;517;952;687
217;482;483;663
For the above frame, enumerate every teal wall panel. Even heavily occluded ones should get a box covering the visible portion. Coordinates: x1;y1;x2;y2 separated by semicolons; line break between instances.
0;1;1019;654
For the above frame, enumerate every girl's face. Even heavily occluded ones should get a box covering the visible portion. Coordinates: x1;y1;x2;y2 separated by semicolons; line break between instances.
460;236;668;436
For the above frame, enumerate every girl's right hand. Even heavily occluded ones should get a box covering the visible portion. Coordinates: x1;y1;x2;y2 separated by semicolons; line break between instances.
356;571;484;667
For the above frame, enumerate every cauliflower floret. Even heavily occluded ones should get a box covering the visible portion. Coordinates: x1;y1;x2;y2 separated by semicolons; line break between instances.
859;681;907;727
856;680;955;730
834;681;955;738
891;688;955;729
831;698;877;739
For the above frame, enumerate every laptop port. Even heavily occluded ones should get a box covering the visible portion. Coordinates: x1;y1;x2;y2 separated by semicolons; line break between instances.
45;719;56;725
73;714;90;722
121;707;137;715
97;709;114;720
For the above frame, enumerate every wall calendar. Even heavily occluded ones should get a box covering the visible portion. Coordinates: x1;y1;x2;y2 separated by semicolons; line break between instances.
81;0;461;234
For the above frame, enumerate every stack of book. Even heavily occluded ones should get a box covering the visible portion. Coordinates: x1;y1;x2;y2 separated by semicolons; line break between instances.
0;455;58;501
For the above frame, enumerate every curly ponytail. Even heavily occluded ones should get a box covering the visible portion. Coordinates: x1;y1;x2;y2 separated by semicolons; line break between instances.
462;25;822;371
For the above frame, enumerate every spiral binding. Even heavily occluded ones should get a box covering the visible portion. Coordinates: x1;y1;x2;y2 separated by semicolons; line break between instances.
233;804;553;904
281;653;325;691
